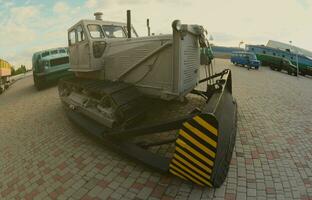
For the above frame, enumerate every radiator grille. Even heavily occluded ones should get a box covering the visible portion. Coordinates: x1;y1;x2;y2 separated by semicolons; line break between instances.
181;40;199;92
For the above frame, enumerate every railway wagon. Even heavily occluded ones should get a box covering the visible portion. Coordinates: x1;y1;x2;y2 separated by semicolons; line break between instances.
0;59;12;93
246;45;312;76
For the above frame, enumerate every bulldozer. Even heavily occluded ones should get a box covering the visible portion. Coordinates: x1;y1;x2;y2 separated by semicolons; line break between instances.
58;11;237;188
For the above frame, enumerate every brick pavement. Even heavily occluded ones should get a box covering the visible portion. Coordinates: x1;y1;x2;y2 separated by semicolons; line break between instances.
0;59;311;199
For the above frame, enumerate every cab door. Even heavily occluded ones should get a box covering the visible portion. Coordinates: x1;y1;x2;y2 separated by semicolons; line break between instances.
86;24;106;71
68;28;79;69
68;25;91;71
76;25;91;71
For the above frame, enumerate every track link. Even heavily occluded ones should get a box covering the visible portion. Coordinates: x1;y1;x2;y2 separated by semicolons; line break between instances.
58;77;146;128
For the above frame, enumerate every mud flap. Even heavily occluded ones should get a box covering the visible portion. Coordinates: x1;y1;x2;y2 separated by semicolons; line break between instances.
169;70;237;187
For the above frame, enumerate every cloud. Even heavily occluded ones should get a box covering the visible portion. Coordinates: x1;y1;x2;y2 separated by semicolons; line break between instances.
9;5;40;24
53;2;70;14
1;0;312;68
0;0;14;8
85;0;97;8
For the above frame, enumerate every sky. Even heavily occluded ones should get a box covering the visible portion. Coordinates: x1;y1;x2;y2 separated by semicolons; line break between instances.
0;0;312;69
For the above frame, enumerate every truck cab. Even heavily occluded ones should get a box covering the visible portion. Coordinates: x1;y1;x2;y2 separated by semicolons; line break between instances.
32;47;72;90
231;51;261;70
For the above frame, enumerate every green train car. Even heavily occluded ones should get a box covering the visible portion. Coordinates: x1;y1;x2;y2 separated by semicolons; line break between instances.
32;47;73;90
246;45;312;76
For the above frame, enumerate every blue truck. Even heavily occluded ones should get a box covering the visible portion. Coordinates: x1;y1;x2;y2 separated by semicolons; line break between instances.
32;47;73;90
231;51;261;70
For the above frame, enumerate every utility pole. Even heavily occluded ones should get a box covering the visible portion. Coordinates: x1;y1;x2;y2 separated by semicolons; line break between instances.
147;19;151;36
239;41;244;49
289;41;299;78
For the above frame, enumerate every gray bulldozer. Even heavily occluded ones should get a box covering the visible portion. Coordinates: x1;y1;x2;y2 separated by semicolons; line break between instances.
58;10;237;187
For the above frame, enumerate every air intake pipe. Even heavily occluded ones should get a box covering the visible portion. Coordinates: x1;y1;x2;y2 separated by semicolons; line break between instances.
94;12;103;20
127;10;131;38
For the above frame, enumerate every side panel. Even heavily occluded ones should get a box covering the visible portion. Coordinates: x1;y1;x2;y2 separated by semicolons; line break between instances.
179;33;200;94
0;68;11;76
172;26;200;97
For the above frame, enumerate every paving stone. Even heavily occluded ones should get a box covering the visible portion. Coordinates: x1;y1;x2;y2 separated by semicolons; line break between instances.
88;185;103;197
97;187;114;199
136;187;153;199
1;59;311;200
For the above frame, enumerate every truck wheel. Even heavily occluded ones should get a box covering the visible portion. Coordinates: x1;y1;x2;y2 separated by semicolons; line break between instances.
34;76;44;90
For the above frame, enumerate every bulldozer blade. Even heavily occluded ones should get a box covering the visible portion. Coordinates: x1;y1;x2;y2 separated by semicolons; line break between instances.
169;70;237;187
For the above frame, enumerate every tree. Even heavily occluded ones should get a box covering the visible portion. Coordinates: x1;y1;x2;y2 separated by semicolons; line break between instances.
11;67;15;75
21;65;26;73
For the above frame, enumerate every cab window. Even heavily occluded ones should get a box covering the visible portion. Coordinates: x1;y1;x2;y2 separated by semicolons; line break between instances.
77;26;85;42
69;29;76;45
59;49;66;53
102;25;126;38
41;51;49;57
88;25;104;38
51;50;58;55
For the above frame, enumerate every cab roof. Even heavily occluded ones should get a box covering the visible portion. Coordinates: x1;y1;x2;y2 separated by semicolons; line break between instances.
33;47;67;56
40;53;68;61
68;19;127;31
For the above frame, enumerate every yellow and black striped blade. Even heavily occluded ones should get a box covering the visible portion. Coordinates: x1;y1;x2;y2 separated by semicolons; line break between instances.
169;113;218;187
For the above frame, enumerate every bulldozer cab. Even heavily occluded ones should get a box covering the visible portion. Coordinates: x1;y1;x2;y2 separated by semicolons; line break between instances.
68;20;138;72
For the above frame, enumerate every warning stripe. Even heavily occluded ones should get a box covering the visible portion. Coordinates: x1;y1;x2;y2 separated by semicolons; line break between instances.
175;146;212;173
183;122;217;148
173;154;211;179
193;116;218;136
177;134;215;163
169;169;187;181
171;159;211;186
179;129;216;158
180;127;217;160
176;139;214;168
169;164;204;186
188;119;218;142
170;114;218;187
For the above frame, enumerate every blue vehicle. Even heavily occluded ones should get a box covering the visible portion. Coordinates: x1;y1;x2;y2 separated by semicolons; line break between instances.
231;51;261;70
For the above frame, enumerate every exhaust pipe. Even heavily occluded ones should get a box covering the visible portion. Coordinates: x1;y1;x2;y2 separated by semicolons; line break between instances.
127;10;131;38
94;12;103;21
